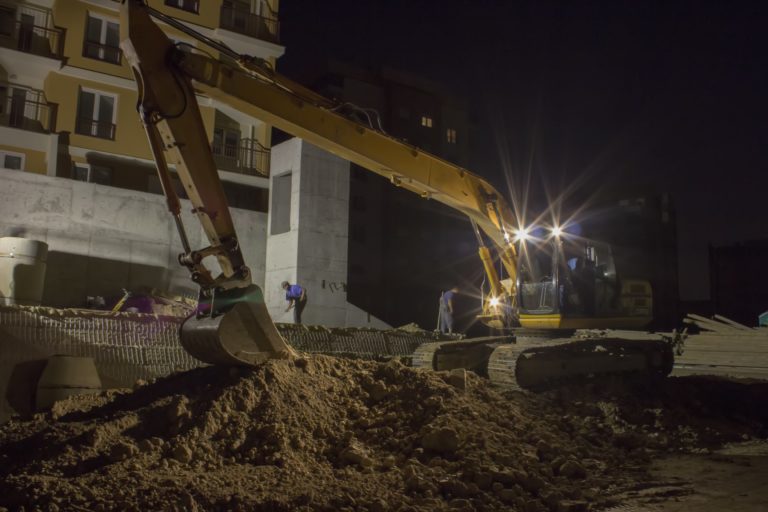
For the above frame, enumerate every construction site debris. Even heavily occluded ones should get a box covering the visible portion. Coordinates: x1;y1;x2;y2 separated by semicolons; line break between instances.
86;288;196;316
1;356;766;511
676;313;768;381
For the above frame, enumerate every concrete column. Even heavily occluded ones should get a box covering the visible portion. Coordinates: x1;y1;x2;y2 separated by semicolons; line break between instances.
265;138;388;328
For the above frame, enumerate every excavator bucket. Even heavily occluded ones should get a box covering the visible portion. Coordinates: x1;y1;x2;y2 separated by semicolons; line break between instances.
180;285;296;366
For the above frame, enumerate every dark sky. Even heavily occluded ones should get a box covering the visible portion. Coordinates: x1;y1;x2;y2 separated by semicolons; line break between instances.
277;0;768;300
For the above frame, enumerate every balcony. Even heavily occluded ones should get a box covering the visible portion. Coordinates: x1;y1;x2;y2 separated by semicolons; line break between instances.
212;137;270;177
0;87;56;133
0;19;63;59
76;118;116;140
219;3;280;44
83;40;122;65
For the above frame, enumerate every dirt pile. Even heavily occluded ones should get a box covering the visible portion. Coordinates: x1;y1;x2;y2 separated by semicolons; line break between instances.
0;355;766;511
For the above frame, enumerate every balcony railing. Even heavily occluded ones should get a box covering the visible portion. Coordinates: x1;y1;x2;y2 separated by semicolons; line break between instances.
0;19;63;59
219;4;280;43
76;118;116;140
212;137;270;177
83;40;122;65
0;92;56;133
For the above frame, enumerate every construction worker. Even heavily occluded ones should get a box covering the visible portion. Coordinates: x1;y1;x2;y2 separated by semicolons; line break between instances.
438;287;460;334
282;281;307;324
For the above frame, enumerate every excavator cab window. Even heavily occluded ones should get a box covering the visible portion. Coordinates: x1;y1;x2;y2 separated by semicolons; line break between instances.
558;240;619;317
518;241;559;314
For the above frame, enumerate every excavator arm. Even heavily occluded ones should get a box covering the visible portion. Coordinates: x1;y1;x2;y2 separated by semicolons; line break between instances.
119;0;519;365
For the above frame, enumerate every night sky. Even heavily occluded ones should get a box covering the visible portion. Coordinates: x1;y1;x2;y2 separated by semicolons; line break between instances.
277;0;768;300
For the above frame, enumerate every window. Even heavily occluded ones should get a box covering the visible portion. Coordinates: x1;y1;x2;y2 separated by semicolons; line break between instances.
446;128;457;144
76;88;117;140
420;115;433;128
72;163;113;185
0;6;14;37
83;14;120;64
212;127;240;159
0;150;24;170
270;172;292;235
164;0;200;14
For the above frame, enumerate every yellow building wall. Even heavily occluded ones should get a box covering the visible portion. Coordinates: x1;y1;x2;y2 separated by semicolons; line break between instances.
0;145;47;175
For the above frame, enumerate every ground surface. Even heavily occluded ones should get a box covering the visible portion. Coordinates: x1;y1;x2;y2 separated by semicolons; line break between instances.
600;442;768;511
0;355;766;511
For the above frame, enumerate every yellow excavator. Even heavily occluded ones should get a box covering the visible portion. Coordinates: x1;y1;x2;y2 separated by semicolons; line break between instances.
119;1;675;389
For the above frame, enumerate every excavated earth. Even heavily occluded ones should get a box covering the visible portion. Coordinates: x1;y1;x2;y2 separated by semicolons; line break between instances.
0;355;767;511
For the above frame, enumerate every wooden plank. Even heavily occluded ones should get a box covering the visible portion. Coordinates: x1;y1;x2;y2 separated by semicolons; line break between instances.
685;331;768;340
673;364;768;380
685;314;742;334
713;314;754;331
676;352;768;367
683;340;768;353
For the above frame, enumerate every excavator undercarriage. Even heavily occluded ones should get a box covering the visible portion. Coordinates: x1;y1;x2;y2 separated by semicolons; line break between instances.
409;330;678;391
282;326;679;392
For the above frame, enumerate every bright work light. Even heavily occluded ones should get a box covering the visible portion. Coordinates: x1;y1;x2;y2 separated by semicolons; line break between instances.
514;227;530;243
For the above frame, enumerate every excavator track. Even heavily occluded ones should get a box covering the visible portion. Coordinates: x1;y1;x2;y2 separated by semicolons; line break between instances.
487;337;675;391
410;336;509;374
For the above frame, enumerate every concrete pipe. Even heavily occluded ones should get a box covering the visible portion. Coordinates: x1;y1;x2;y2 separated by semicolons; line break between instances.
35;355;102;410
0;237;48;306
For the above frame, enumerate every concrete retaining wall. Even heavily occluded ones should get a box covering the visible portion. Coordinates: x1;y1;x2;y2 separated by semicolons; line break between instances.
0;168;268;307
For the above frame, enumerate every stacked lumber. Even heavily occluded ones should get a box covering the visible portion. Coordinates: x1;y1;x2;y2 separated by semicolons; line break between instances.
674;314;768;380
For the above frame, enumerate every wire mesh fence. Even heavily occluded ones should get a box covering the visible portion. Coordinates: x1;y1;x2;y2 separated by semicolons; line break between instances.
0;305;455;420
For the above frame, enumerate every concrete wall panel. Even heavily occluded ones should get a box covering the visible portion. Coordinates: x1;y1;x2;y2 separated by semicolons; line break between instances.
0;169;267;307
265;138;389;329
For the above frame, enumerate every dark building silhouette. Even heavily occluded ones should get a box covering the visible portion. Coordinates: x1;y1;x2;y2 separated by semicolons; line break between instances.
311;61;478;330
595;194;680;330
562;188;680;330
710;239;768;326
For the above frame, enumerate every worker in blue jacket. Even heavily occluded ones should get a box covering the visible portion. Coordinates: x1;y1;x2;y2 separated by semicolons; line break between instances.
282;281;307;324
439;286;460;334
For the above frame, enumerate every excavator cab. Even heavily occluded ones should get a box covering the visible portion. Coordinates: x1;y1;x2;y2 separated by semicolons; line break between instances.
517;233;651;330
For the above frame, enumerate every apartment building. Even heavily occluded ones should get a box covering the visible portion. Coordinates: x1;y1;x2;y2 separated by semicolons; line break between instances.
0;0;283;306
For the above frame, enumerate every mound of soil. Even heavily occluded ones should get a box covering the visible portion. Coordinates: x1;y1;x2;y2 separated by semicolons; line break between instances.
0;355;766;511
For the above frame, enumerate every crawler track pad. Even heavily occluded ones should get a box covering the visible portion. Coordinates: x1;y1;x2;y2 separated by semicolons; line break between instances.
181;288;295;366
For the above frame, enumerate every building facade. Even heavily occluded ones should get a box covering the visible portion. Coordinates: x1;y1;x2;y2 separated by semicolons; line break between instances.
0;0;282;306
